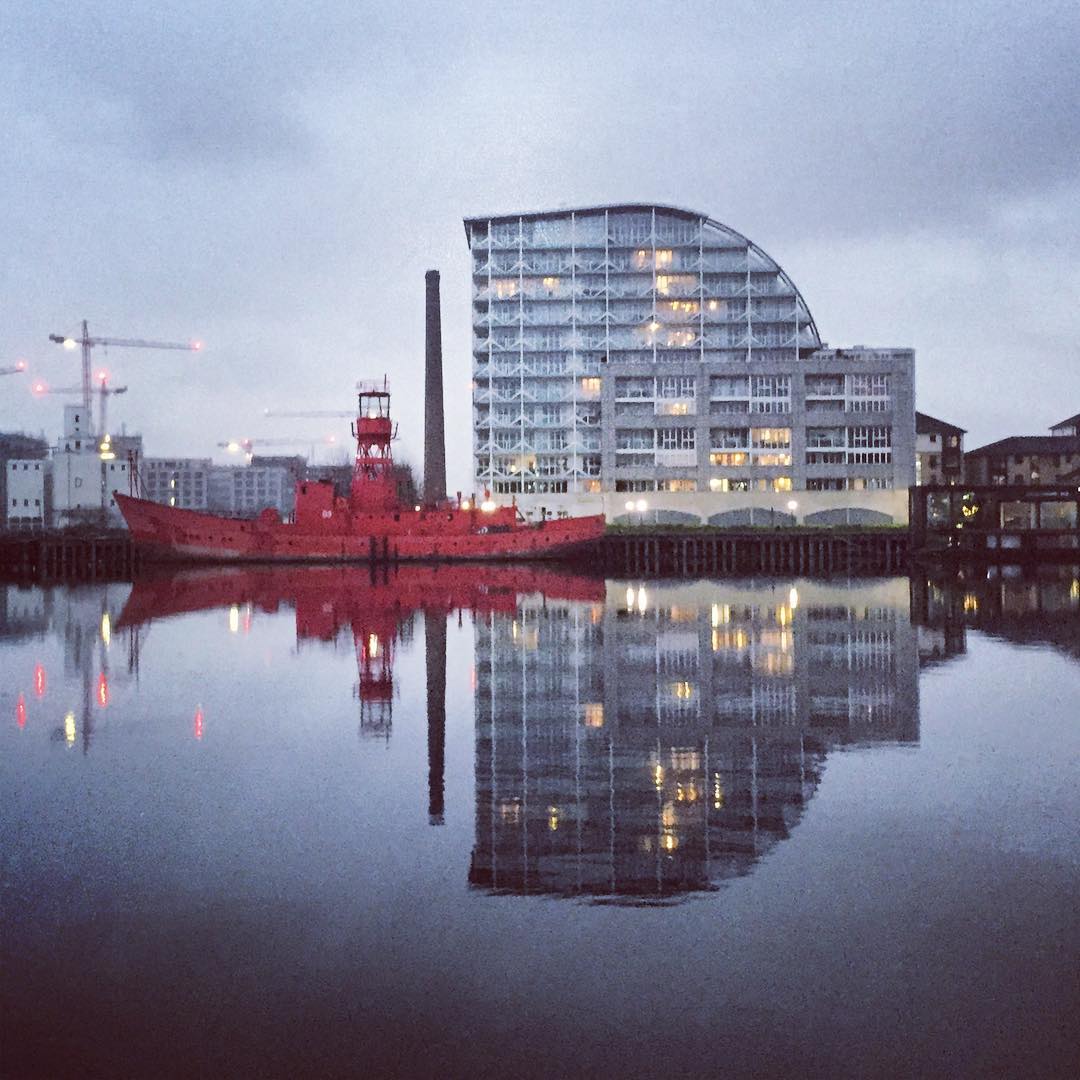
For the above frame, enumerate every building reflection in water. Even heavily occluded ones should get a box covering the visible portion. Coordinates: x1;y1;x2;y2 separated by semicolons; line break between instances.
469;578;920;903
912;564;1080;665
3;582;129;754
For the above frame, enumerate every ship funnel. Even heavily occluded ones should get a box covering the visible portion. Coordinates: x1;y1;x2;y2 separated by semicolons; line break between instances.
424;270;447;505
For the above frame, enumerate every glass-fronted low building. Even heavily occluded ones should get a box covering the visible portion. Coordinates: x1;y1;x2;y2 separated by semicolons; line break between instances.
465;204;915;523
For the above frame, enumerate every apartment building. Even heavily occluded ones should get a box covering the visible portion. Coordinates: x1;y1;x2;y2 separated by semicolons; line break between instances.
466;204;914;523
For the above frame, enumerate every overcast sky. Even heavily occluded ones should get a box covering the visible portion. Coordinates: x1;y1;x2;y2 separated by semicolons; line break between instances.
2;0;1077;485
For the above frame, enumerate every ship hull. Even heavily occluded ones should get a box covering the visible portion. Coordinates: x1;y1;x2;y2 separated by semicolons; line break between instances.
114;493;605;563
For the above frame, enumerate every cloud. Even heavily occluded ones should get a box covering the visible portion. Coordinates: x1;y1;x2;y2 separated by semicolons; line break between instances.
2;0;1077;475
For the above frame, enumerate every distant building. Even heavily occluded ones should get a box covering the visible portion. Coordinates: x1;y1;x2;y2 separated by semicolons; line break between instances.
140;456;298;518
1050;412;1080;438
915;412;966;485
52;405;129;528
142;457;212;509
304;463;353;499
965;435;1080;485
1;432;49;528
208;463;294;517
5;459;49;527
466;204;915;524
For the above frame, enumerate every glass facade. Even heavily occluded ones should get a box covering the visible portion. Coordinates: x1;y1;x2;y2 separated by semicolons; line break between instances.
466;205;915;514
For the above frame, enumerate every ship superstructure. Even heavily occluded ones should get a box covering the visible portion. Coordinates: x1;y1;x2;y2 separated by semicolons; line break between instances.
116;381;605;562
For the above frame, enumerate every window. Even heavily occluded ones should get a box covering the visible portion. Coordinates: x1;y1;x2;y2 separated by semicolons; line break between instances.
848;373;890;397
657;375;696;398
806;427;845;448
750;375;791;414
710;428;748;449
615;429;654;451
751;427;791;450
580;377;601;395
658;427;695;450
710;375;750;398
805;374;844;397
709;477;751;492
615;377;653;399
659;479;696;492
655;274;696;296
752;375;790;397
710;452;749;466
848;426;890;448
666;329;695;348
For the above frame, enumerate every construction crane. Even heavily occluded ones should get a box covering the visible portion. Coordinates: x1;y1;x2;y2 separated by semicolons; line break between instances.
217;435;338;457
263;409;354;419
48;319;201;432
32;375;129;436
1;359;28;376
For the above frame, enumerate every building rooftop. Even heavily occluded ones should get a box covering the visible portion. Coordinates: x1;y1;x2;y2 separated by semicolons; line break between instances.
463;202;704;235
1050;411;1080;431
916;411;967;436
966;435;1080;457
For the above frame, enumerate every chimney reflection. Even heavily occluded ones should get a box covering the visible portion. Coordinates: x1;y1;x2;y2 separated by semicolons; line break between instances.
469;579;921;903
426;612;447;825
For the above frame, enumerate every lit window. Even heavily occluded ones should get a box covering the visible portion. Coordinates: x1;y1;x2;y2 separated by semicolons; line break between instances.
751;427;792;450
581;377;601;395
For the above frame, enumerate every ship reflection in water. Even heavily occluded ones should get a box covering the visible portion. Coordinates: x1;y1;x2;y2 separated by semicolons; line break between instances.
113;564;607;827
470;577;921;903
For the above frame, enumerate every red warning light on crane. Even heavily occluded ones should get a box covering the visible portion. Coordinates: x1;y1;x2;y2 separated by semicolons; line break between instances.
33;663;46;697
194;706;204;740
16;693;26;729
97;672;109;708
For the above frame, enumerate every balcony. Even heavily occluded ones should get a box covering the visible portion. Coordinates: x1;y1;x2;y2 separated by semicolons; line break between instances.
655;449;697;468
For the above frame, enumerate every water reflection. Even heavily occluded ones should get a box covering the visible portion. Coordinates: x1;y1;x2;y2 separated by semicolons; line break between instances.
470;578;920;903
913;564;1080;664
3;582;130;753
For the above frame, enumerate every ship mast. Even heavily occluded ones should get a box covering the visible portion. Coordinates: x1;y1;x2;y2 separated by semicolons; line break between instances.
351;379;399;510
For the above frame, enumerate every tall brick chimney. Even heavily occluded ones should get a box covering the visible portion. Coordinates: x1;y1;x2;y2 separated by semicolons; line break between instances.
424;270;447;505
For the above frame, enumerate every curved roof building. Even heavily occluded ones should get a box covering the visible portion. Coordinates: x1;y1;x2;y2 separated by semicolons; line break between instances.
465;204;913;519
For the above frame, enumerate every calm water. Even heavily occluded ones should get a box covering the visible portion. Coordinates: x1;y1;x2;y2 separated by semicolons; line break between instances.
2;566;1078;1078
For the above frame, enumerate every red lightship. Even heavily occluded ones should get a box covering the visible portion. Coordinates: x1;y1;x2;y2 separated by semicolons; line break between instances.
116;381;605;563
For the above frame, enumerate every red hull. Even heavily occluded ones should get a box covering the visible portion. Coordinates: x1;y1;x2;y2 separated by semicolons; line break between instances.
116;562;607;630
115;492;605;563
